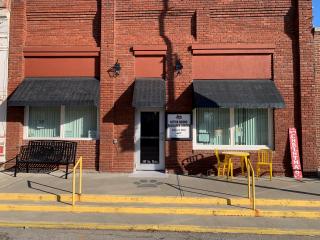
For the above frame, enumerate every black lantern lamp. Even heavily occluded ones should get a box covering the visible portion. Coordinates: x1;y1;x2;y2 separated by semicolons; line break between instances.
175;58;183;75
108;59;121;78
113;60;121;76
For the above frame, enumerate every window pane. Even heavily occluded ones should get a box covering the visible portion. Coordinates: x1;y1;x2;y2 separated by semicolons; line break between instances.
28;106;60;138
196;108;230;145
64;106;97;138
234;109;268;145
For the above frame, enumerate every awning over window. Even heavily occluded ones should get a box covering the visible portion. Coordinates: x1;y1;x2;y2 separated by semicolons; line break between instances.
8;78;99;106
132;78;165;108
193;80;285;108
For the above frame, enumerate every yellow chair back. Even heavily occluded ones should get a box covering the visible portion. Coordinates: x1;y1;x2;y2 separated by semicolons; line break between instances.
257;149;273;180
258;149;272;163
214;149;221;165
212;149;233;178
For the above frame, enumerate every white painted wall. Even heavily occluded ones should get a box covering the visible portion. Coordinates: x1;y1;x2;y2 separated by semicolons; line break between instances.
0;9;9;163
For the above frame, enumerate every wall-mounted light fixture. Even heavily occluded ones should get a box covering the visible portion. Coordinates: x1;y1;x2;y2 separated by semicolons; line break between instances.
114;60;121;76
108;60;121;78
175;58;183;75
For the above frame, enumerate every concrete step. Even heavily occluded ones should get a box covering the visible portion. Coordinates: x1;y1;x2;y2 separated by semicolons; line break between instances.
0;193;319;208
0;202;319;219
0;193;319;236
0;198;318;212
0;193;319;219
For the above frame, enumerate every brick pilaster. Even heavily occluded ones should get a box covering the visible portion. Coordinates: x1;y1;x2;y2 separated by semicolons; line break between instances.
5;0;26;164
99;0;115;171
314;28;320;175
297;0;316;173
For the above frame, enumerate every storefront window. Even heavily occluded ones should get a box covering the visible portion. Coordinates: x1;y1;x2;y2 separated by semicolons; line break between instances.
28;106;60;138
195;108;272;149
234;109;268;145
196;108;230;145
27;106;98;139
64;106;97;138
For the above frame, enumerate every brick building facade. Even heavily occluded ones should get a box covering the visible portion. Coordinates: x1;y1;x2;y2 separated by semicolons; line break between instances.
5;0;318;176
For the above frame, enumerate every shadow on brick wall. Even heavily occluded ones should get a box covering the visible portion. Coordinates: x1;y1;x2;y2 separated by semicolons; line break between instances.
181;154;212;176
160;0;182;174
93;0;101;47
282;2;301;176
103;82;135;154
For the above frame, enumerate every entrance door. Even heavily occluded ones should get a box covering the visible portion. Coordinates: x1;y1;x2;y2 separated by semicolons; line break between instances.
135;109;164;171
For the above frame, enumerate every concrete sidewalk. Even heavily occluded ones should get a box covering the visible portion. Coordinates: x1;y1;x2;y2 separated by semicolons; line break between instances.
0;170;319;200
0;170;320;236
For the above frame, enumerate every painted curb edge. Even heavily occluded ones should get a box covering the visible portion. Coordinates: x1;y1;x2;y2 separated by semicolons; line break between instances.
0;221;320;236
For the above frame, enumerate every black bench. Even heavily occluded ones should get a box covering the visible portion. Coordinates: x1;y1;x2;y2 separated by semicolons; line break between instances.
14;140;77;179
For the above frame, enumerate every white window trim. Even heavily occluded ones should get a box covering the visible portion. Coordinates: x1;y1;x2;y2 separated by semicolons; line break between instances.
192;108;273;151
230;108;235;146
23;106;29;139
24;105;99;141
60;105;65;138
268;108;274;149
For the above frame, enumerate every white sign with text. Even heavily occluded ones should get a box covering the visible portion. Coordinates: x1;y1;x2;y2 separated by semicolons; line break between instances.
167;114;191;139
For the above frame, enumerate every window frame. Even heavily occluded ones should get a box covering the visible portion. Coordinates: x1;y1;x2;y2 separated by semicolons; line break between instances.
192;108;273;151
24;105;99;140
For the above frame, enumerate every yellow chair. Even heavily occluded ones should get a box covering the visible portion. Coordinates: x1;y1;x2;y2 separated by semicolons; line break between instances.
208;149;233;177
256;149;273;180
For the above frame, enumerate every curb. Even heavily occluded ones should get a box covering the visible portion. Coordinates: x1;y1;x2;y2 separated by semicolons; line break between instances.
0;221;320;236
0;204;319;219
0;193;319;207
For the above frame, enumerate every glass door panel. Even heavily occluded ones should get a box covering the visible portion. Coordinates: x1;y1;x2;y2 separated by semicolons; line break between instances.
140;112;159;164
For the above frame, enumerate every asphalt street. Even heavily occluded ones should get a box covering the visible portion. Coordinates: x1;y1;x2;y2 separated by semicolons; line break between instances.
0;228;319;240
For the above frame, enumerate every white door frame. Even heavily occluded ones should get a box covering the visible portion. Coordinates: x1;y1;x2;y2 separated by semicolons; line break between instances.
134;108;165;171
0;11;9;163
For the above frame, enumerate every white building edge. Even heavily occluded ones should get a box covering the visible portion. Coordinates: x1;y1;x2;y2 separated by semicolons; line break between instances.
0;1;10;163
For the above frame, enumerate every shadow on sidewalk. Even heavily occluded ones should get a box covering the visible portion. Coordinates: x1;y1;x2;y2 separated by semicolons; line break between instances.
27;180;71;205
182;175;320;198
165;183;244;199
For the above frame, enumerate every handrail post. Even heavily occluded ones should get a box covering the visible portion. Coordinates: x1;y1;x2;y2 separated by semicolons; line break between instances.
72;156;83;206
252;166;256;210
248;167;251;199
245;157;256;210
246;157;251;199
246;159;256;210
72;166;76;206
79;157;82;195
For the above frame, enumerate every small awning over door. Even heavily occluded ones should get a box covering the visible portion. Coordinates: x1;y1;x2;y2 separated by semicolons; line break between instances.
193;80;285;108
8;77;99;106
132;78;165;108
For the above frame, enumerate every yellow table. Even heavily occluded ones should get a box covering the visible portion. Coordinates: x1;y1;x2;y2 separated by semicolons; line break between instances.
222;151;250;178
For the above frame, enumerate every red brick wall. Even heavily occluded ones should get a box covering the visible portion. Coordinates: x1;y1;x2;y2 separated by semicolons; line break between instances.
6;0;26;168
314;29;320;175
297;0;316;175
6;0;100;170
99;0;116;172
7;0;316;176
25;0;100;47
107;0;301;175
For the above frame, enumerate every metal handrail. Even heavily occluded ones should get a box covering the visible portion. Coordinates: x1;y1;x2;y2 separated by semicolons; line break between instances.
246;158;256;210
72;156;83;206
